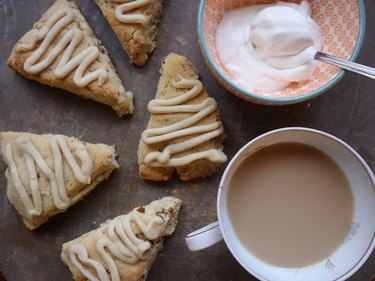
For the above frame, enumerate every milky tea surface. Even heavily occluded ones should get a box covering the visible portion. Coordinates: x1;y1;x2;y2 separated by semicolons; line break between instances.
227;142;354;267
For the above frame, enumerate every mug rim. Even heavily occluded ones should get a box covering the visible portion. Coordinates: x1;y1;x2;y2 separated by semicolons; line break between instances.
217;127;375;281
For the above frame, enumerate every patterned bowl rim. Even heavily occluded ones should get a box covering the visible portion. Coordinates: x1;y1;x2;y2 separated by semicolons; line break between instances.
197;0;366;104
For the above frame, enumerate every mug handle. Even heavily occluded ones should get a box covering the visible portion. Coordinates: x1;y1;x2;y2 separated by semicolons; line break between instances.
185;221;223;251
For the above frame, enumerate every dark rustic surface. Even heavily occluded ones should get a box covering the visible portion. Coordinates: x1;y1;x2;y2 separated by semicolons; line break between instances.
0;0;374;280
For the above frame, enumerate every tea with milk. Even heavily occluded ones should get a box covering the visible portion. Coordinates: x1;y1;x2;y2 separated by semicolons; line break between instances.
227;142;354;268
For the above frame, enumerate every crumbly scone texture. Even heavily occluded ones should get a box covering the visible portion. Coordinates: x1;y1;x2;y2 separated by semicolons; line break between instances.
0;131;119;230
137;53;226;181
95;0;163;66
61;196;182;281
7;0;133;116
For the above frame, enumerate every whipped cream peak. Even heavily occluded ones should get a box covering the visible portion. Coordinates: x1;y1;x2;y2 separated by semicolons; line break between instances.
215;1;322;93
251;7;314;57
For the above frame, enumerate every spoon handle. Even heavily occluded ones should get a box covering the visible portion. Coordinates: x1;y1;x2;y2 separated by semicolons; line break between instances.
315;51;375;80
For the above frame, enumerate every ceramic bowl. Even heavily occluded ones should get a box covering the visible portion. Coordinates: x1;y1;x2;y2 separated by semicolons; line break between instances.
197;0;366;105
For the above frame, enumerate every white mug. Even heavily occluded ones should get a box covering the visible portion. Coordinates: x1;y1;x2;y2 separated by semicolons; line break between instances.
185;127;375;281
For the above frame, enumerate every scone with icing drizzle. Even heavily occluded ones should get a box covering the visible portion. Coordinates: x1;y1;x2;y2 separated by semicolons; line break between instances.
138;53;227;181
95;0;163;66
61;196;182;281
0;131;119;230
7;0;133;116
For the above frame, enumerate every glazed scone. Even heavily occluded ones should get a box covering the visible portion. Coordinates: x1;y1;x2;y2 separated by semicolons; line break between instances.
137;53;227;181
7;0;134;116
61;196;182;281
0;131;119;230
95;0;163;66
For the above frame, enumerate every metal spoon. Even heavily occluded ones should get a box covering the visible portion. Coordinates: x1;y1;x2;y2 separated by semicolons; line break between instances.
314;51;375;80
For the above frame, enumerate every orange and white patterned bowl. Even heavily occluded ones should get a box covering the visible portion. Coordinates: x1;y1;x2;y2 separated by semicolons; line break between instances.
198;0;366;105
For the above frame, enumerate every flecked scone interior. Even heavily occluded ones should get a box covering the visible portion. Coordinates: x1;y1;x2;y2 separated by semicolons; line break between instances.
61;196;182;281
0;131;119;230
138;53;227;181
7;0;133;116
95;0;163;66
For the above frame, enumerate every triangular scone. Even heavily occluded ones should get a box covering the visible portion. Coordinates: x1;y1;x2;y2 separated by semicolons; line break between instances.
7;0;133;116
137;53;227;181
95;0;163;66
0;131;119;230
61;196;182;281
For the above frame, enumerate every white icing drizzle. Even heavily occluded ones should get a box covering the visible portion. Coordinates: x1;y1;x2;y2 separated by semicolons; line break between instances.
141;76;227;167
3;135;93;216
68;209;165;281
15;8;108;87
111;0;152;24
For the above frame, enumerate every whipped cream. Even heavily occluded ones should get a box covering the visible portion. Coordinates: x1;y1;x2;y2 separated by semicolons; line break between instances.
215;1;322;92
